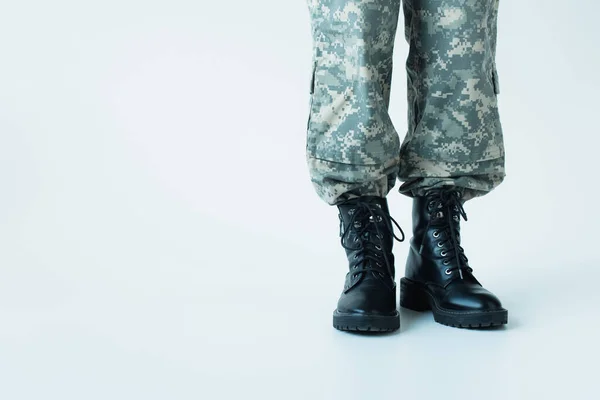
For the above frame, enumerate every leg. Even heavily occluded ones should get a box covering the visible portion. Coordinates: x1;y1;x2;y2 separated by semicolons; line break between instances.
399;1;508;328
398;0;504;201
305;0;405;332
306;0;402;206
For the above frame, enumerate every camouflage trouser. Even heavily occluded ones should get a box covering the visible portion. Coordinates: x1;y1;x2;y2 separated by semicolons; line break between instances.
306;0;505;205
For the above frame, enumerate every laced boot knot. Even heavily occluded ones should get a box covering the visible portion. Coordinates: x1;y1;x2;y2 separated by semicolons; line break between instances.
339;198;405;286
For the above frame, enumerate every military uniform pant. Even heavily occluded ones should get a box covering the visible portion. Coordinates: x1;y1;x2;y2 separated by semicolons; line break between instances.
306;0;505;205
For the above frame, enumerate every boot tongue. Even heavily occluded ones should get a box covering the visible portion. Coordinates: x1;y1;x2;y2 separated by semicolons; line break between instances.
353;215;375;229
355;214;383;241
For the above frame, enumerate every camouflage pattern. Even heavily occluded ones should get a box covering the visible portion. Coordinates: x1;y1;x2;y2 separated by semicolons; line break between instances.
306;0;505;205
398;0;505;200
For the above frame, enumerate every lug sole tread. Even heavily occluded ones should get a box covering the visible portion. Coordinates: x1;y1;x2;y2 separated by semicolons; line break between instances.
333;325;398;332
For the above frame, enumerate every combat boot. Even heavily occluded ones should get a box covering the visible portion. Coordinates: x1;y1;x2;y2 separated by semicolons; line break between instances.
333;196;405;332
400;187;508;328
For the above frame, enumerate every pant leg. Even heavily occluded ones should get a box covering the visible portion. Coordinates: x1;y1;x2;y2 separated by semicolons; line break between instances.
306;0;402;206
398;0;505;201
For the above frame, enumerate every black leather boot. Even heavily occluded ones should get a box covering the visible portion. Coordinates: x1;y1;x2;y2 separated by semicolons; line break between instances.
400;187;508;328
333;196;405;332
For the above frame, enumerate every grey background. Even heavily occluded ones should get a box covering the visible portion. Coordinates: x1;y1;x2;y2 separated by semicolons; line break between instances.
1;1;599;399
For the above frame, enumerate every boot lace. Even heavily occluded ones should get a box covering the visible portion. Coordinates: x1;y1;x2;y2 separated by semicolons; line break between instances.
419;188;472;279
340;200;405;281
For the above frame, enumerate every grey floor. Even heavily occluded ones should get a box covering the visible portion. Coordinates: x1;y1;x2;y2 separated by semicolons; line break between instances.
1;1;599;399
2;177;598;399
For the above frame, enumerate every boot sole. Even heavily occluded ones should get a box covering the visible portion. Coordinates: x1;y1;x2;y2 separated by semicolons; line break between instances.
400;278;508;329
333;310;400;332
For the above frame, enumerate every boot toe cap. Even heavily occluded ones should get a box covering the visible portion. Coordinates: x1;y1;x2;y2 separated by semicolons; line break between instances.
440;285;504;312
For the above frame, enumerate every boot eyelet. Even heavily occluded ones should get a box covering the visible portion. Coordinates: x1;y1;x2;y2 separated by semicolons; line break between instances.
445;268;452;275
437;242;444;248
443;260;450;265
375;245;382;250
377;216;383;222
441;251;447;257
353;254;358;259
433;231;440;238
353;237;359;243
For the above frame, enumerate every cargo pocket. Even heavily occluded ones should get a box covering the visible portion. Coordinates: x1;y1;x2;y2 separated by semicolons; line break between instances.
306;61;316;131
491;63;500;95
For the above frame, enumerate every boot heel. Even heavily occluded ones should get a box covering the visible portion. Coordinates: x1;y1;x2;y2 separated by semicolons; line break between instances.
400;278;431;312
